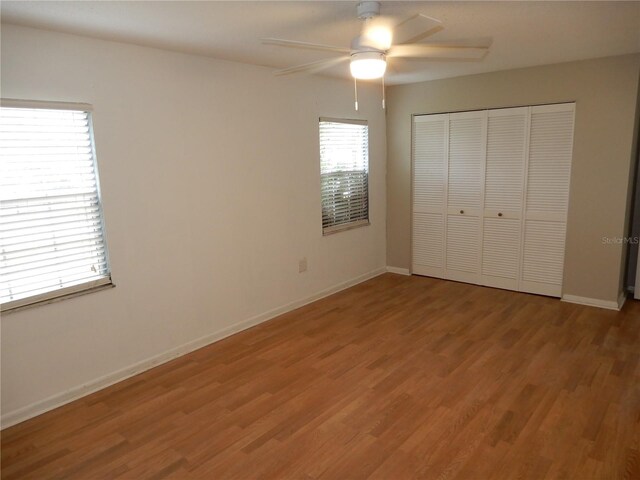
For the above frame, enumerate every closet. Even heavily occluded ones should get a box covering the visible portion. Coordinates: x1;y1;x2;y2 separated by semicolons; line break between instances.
411;103;575;297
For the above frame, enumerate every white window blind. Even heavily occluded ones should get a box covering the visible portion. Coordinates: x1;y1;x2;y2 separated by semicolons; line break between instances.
319;118;369;234
0;104;111;311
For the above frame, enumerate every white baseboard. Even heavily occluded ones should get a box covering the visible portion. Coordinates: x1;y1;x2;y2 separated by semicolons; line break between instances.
618;290;627;310
561;291;627;311
1;267;387;430
386;266;411;276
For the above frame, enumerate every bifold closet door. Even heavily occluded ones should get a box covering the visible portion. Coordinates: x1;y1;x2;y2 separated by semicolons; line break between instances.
411;103;574;298
445;111;486;284
520;103;575;297
481;107;528;291
412;114;448;277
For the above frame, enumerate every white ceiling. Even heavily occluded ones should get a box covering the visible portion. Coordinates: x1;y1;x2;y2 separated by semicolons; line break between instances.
2;1;639;85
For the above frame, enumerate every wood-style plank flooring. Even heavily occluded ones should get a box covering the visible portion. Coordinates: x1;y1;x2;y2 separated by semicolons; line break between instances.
2;274;640;479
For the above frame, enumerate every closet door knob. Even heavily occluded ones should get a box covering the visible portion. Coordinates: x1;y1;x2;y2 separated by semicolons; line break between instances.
460;210;464;214
498;212;503;217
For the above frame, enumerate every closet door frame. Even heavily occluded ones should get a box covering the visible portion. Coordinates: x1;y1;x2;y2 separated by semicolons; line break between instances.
636;250;640;300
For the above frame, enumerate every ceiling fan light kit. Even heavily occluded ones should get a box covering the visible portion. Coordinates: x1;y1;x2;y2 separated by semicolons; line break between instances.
264;1;490;110
350;51;387;80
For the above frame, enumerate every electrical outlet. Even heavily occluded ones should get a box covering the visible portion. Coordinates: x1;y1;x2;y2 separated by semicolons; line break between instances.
298;257;307;273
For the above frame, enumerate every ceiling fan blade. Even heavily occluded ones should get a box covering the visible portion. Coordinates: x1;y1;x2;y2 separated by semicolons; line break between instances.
388;44;489;60
386;57;411;75
274;56;350;76
263;38;351;54
392;14;444;45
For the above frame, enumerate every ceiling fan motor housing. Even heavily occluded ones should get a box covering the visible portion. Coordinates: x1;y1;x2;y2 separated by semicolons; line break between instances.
351;51;386;63
351;35;384;53
357;1;380;19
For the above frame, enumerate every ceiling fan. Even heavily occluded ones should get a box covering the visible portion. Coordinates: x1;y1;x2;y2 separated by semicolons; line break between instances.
263;1;491;92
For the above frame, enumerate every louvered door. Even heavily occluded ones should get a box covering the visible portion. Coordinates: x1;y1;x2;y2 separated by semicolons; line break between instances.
412;114;448;277
520;103;575;297
481;107;528;291
411;103;574;299
445;111;486;284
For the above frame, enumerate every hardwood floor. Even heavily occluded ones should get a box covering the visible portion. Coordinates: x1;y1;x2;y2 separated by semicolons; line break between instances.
2;273;639;479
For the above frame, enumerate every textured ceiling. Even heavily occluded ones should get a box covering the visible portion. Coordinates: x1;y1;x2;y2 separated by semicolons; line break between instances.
2;1;639;85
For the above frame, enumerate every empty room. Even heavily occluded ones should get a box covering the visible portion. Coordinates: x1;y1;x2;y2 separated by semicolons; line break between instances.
1;1;639;479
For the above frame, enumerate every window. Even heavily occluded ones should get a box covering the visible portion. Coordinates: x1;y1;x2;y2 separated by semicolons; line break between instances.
0;101;111;311
319;118;369;234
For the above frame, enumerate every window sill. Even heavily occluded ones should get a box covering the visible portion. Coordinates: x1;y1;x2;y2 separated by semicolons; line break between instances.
323;220;370;236
1;277;115;315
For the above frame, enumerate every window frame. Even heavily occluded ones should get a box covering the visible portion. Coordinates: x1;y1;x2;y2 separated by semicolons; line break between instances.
319;117;371;235
0;98;114;313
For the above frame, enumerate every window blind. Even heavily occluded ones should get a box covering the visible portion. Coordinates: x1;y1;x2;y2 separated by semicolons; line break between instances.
0;105;111;310
319;119;369;233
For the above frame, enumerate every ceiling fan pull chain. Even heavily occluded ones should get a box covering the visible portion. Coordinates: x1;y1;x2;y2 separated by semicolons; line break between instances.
382;75;386;109
354;77;359;111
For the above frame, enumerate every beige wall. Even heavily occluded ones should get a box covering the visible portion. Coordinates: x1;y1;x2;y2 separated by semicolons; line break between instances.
625;75;640;292
0;25;387;426
386;54;640;303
